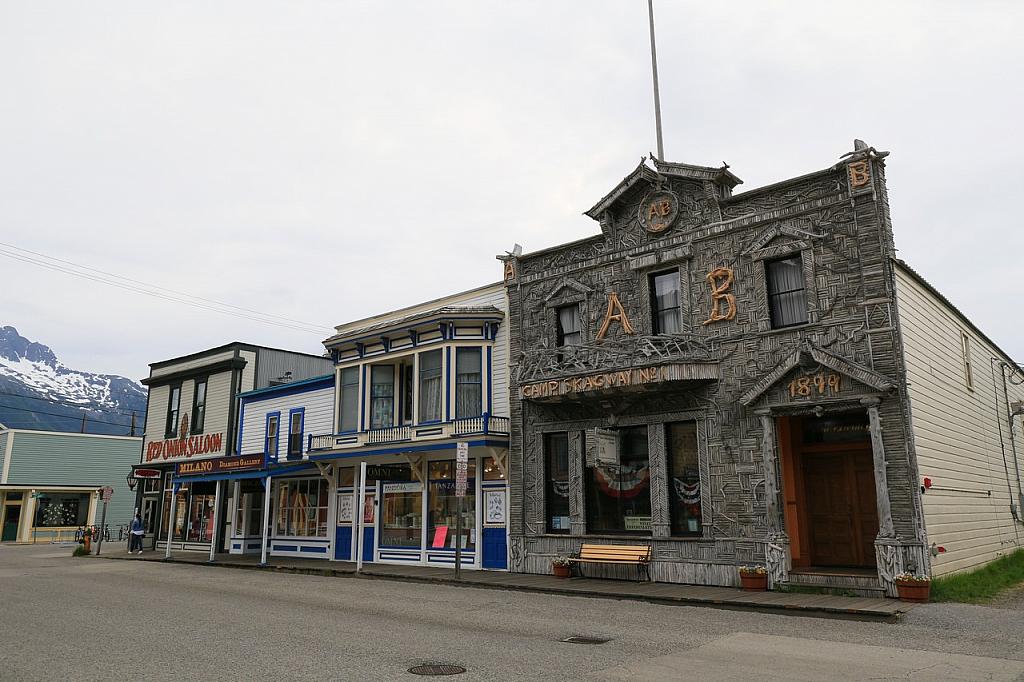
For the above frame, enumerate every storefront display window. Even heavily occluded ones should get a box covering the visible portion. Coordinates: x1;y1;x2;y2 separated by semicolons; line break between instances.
585;426;651;534
380;482;422;548
667;422;701;536
428;460;476;550
186;485;217;542
160;487;188;541
482;456;505;481
545;433;570;533
233;480;265;537
275;478;328;537
33;493;89;527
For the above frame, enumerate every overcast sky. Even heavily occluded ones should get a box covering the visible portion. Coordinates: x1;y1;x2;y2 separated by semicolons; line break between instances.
1;1;1021;380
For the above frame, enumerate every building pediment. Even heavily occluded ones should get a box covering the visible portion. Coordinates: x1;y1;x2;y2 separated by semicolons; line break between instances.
543;278;592;305
740;344;895;407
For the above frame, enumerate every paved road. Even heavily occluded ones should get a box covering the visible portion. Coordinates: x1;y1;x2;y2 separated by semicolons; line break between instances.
1;544;1022;681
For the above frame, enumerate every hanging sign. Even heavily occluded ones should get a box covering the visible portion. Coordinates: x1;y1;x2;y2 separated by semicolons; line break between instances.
455;442;469;498
132;468;162;479
101;486;114;502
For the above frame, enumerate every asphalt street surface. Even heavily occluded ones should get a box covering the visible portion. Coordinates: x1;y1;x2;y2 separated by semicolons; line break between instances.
1;544;1023;681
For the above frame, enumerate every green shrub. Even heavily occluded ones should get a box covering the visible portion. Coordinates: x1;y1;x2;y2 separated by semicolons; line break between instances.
72;545;91;557
930;549;1024;603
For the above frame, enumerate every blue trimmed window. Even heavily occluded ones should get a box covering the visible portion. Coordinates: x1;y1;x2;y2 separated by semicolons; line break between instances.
265;413;280;460
287;408;304;460
338;367;359;433
418;349;443;423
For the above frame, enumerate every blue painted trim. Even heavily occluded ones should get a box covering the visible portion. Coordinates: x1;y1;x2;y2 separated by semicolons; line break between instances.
237;374;334;400
267;462;318;477
486;345;493;415
265;411;281;463
272;545;299;552
326;314;503;349
299;545;329;553
308;439;508;461
231;544;241;550
287;407;305;460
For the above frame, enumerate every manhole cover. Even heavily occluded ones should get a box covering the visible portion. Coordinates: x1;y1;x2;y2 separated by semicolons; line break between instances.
561;636;611;645
408;664;466;676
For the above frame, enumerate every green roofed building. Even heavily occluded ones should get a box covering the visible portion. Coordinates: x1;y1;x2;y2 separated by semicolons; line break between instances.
0;426;142;543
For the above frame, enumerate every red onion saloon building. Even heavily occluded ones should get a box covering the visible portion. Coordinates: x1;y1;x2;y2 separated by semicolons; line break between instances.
133;343;331;554
501;141;1024;597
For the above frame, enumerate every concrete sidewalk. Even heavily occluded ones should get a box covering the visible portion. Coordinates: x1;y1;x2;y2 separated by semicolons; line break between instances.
100;550;912;621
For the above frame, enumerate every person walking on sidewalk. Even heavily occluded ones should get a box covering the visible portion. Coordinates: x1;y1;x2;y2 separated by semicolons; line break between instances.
128;513;145;554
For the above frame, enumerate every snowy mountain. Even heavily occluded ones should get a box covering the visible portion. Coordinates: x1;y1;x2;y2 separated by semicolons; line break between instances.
0;325;146;435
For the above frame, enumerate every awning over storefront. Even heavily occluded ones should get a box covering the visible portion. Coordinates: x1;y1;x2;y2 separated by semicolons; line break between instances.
306;438;508;462
171;461;315;484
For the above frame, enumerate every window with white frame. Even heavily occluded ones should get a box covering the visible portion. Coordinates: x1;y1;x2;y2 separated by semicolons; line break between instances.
418;349;443;423
455;348;482;419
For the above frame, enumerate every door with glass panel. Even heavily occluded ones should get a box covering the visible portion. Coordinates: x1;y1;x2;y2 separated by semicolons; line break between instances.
378;481;423;558
426;459;476;566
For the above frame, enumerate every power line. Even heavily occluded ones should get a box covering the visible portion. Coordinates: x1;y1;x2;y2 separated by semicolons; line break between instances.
0;401;137;429
0;241;332;335
0;389;146;418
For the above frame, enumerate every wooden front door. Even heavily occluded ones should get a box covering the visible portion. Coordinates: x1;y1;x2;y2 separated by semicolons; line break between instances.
803;449;878;567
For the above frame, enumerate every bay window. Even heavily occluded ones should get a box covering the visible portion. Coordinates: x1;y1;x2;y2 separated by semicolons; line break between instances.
455;348;482;419
370;365;395;429
339;367;359;432
418;350;442;423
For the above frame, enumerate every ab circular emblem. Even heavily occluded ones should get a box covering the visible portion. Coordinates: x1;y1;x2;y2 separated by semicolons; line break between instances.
638;190;680;234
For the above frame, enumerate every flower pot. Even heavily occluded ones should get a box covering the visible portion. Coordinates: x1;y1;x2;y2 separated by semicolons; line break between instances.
895;580;930;602
552;564;572;578
739;573;768;591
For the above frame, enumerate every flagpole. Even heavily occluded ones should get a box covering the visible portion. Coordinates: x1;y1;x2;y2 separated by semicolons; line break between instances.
647;0;665;160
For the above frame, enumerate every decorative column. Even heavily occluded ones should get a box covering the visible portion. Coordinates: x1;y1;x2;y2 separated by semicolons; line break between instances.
568;431;587;536
862;397;901;596
647;424;671;539
754;409;790;588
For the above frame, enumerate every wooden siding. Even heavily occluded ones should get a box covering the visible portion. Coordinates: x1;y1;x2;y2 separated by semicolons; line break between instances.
149;350;235;378
0;431;9;482
239;350;257;392
895;265;1024;576
255;349;332;388
239;386;334;457
141;372;234;459
3;430;142;525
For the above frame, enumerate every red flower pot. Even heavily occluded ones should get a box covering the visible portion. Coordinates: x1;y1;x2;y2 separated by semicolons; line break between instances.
553;564;571;578
895;580;930;602
739;573;768;591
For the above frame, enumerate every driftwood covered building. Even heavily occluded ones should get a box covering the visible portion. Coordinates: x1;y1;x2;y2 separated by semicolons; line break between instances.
501;141;1024;596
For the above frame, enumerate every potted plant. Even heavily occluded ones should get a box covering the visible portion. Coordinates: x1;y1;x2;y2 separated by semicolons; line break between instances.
738;565;768;591
552;556;572;578
81;526;93;554
894;573;931;602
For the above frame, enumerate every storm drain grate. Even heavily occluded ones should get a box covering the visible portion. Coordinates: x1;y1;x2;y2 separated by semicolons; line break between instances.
407;664;466;676
561;636;612;645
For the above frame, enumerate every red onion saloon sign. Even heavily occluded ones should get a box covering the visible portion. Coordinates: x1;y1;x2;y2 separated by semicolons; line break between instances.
145;414;225;462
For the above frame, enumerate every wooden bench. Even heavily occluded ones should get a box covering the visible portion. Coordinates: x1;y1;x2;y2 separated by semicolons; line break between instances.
567;543;652;582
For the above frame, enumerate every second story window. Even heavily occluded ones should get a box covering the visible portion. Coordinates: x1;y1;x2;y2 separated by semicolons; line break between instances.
650;270;682;334
370;365;395;429
165;384;181;438
766;255;808;329
288;410;304;458
338;367;359;433
961;331;974;391
418;350;443;423
556;304;582;346
191;378;207;434
455;348;482;419
265;413;280;458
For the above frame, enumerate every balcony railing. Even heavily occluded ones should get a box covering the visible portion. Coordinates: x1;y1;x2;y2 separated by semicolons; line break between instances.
308;413;510;453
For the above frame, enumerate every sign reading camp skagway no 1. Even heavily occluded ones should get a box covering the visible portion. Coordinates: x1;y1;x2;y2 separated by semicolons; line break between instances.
145;414;225;462
520;363;719;400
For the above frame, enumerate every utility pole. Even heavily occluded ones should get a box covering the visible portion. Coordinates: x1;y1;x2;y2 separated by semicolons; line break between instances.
130;411;137;437
647;0;665;160
80;412;87;433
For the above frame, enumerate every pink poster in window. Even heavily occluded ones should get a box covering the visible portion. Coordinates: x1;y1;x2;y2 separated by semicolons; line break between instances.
363;494;375;523
432;526;448;548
